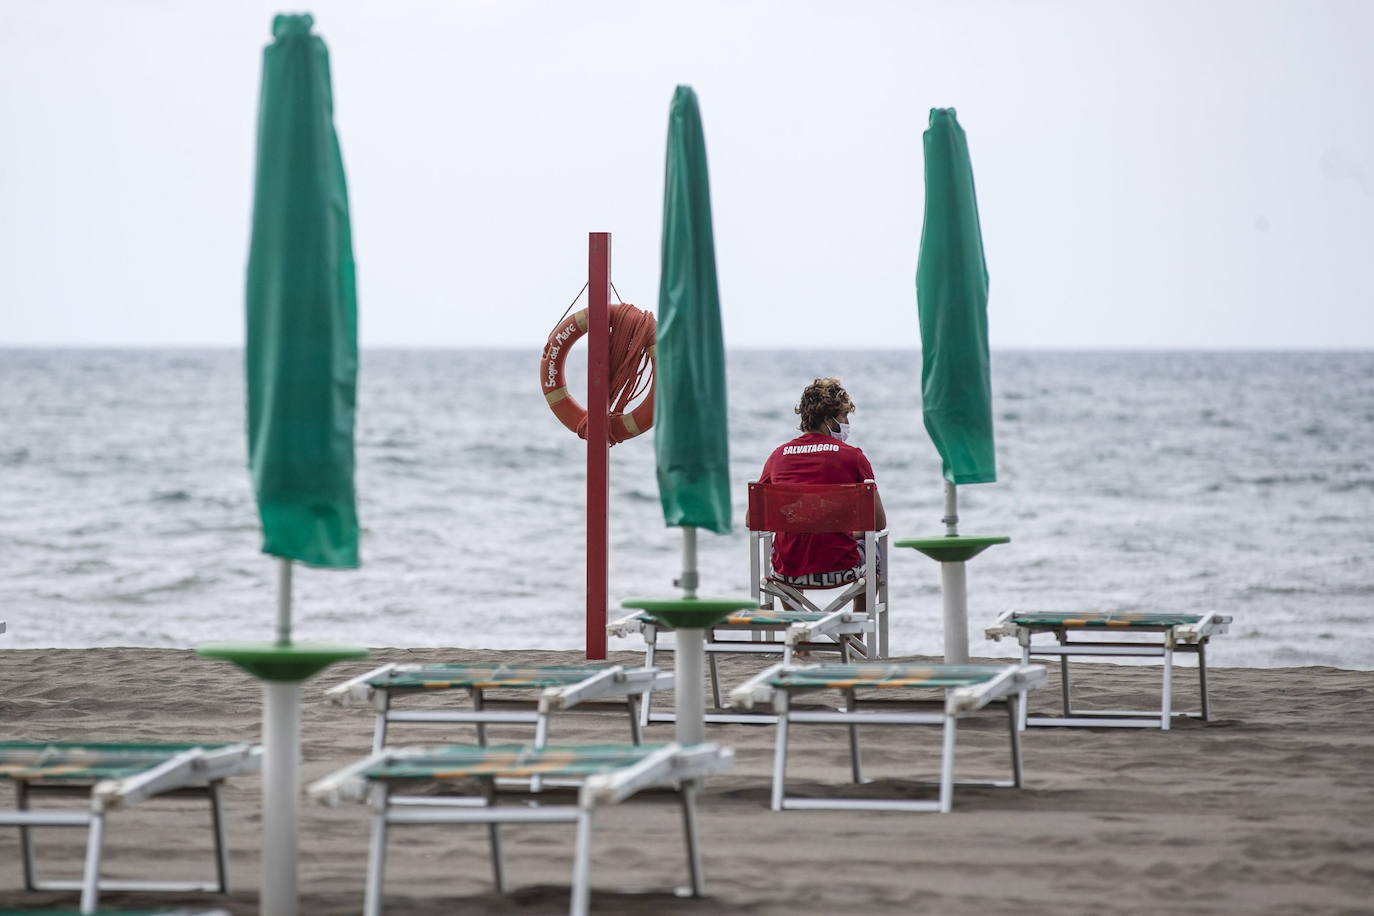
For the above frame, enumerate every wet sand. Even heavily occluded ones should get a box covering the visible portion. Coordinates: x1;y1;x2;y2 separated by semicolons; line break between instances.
1;646;1371;915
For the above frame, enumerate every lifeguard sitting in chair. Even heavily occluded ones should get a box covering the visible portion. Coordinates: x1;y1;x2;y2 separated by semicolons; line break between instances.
748;376;890;657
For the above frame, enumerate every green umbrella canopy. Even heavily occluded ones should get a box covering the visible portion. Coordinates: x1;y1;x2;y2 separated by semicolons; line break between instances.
245;13;359;568
916;108;996;485
654;85;731;534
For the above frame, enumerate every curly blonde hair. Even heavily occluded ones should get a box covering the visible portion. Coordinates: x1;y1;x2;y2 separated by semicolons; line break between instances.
795;377;854;433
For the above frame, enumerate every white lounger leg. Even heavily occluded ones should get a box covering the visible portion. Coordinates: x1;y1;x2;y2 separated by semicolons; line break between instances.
845;689;863;784
1019;642;1032;731
570;809;595;916
640;630;657;728
79;812;105;915
1161;647;1174;731
771;695;790;811
680;780;705;897
1198;643;1210;720
364;784;389;916
938;715;957;815
372;692;391;752
1007;698;1024;787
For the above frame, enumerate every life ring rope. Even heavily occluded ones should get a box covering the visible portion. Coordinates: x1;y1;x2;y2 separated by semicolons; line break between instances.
540;302;656;444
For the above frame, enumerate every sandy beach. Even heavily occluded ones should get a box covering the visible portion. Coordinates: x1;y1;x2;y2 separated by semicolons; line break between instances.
1;646;1371;915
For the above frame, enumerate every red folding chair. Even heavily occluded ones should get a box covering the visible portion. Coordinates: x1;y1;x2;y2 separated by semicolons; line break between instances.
747;479;890;658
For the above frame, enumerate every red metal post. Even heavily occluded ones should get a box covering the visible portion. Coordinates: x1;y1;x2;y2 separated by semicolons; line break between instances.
585;233;611;659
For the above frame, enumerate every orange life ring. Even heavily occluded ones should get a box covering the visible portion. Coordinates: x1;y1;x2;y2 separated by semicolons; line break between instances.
540;303;655;443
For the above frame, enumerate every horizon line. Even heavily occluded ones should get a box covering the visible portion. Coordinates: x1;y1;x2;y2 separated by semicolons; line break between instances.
1;342;1371;354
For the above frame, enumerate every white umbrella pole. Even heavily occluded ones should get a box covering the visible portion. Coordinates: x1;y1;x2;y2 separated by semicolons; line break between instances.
679;526;698;599
675;526;704;745
265;555;299;916
941;482;970;664
262;679;301;916
276;557;293;646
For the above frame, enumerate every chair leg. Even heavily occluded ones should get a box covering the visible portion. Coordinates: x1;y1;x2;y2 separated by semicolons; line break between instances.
17;781;37;891
938;715;958;815
641;634;657;728
708;646;723;710
771;698;790;811
845;688;863;784
472;688;487;745
1198;642;1210;721
1007;697;1024;788
79;812;105;915
209;780;230;892
1019;643;1032;731
570;809;595;916
1059;656;1072;716
531;713;551;793
364;783;389;916
372;693;391;752
627;695;643;745
485;778;506;894
680;780;705;897
1161;647;1174;731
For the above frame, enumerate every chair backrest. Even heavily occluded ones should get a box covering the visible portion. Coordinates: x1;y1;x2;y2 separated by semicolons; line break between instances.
747;480;877;534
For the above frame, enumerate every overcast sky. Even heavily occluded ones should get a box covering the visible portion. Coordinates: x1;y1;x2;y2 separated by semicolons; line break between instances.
1;0;1370;349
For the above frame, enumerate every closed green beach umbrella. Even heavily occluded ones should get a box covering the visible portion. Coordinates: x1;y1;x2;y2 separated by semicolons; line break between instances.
917;107;995;486
246;15;360;570
655;85;732;538
198;15;366;916
901;108;1007;664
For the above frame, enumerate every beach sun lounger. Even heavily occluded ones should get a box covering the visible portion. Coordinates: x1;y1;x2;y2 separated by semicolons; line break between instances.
986;610;1232;729
730;663;1045;813
607;609;873;725
309;742;733;916
326;663;670;751
0;742;260;914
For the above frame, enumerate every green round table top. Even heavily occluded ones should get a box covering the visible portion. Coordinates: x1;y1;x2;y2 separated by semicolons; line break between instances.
621;596;757;629
198;641;368;683
894;535;1010;563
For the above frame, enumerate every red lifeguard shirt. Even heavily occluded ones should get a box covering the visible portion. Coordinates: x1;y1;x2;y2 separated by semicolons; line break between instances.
757;432;877;577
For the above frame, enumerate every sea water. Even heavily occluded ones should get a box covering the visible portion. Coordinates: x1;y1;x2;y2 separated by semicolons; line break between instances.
1;348;1370;668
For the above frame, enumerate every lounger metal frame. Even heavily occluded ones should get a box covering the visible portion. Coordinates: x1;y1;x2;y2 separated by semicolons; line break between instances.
731;663;1046;813
309;742;733;916
0;743;260;914
327;663;670;752
607;610;881;726
986;610;1232;729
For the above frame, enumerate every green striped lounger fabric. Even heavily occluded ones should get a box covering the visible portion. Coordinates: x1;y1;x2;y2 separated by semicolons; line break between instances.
365;744;671;781
369;664;619;690
768;664;1012;690
1009;611;1207;628
0;742;232;782
634;609;829;628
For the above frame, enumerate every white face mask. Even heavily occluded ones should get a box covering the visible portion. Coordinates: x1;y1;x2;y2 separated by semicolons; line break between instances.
834;421;850;443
